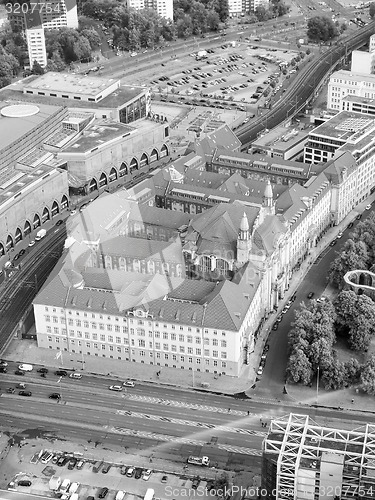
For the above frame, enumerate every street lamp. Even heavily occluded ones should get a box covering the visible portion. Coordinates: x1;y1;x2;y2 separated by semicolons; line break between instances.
316;366;320;405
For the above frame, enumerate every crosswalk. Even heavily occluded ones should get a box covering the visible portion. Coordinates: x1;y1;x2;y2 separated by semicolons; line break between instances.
116;409;267;437
124;394;259;417
108;425;263;456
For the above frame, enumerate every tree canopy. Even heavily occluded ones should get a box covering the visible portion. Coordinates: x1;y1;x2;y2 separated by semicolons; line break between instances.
307;16;338;42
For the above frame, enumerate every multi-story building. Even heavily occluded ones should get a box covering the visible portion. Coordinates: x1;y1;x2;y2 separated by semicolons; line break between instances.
23;9;47;69
9;0;78;30
327;70;375;111
124;0;173;20
262;413;375;500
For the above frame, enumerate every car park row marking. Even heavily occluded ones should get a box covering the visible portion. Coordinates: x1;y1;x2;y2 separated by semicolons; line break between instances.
116;410;267;437
109;426;262;456
124;394;252;416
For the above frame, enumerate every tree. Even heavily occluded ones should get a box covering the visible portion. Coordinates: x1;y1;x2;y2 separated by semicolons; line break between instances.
360;355;375;394
286;348;313;385
370;2;375;18
80;28;102;49
321;357;345;390
31;61;44;75
343;358;361;386
46;50;67;72
307;16;338;43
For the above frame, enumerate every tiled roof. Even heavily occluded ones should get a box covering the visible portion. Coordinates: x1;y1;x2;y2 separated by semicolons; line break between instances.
253;215;287;255
98;236;184;263
321;151;357;185
131;205;192;229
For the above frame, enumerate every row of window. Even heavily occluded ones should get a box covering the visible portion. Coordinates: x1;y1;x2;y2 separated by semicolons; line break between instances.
43;310;228;336
45;337;228;367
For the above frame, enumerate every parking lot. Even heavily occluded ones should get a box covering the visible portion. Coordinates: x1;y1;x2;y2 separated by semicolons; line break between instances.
4;443;220;500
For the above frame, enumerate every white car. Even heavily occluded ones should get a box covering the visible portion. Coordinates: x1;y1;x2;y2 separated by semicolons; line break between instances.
366;204;372;210
70;210;77;216
257;366;263;376
142;469;152;481
337;232;343;239
109;385;123;392
28;240;35;247
123;380;135;387
69;373;82;379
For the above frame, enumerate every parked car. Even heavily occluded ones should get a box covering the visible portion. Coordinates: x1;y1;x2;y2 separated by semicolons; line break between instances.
37;368;48;373
16;383;26;389
17;479;32;486
123;380;135;387
257;366;263;376
57;456;69;467
307;292;314;299
337;232;343;239
0;366;7;373
28;240;35;247
126;467;135;477
102;463;111;474
7;388;15;394
272;323;278;331
330;239;337;246
68;458;77;470
142;469;152;481
69;373;82;379
134;468;143;479
120;466;127;475
161;475;168;483
14;370;25;376
76;459;85;470
99;487;109;498
366;204;372;210
55;370;68;376
0;360;8;367
109;385;123;392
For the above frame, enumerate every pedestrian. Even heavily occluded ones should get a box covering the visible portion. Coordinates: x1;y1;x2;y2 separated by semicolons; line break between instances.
228;408;231;412
260;418;262;423
247;410;250;416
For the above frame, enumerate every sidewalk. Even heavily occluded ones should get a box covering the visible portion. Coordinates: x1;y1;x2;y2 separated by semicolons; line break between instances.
4;196;375;404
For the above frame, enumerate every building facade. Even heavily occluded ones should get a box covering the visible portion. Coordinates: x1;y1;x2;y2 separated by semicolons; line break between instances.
327;70;375;111
124;0;173;20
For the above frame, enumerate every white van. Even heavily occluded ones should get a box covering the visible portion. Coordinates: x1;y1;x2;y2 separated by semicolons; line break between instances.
116;491;125;500
70;494;79;500
60;479;71;493
69;482;80;494
18;364;33;372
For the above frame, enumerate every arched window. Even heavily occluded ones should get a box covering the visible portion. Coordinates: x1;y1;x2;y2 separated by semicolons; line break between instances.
140;153;148;167
0;243;4;256
160;144;168;158
119;162;128;177
51;201;59;216
109;167;117;182
42;207;50;223
201;256;211;272
89;178;98;192
15;227;22;243
24;220;32;236
61;195;69;210
33;214;41;229
130;157;138;173
104;255;112;269
147;260;155;273
150;148;158;163
119;257;127;271
99;172;108;188
216;259;229;274
6;234;13;251
133;258;140;272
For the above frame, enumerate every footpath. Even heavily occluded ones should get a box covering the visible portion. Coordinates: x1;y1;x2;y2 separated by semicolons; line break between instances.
4;196;375;413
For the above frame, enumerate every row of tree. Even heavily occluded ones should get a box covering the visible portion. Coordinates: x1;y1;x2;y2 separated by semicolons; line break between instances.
306;16;347;43
286;290;375;394
329;212;375;288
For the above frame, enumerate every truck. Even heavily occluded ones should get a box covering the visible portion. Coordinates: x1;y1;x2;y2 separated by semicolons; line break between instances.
196;50;208;60
144;489;155;500
18;363;33;372
35;229;46;241
49;476;61;491
187;456;210;466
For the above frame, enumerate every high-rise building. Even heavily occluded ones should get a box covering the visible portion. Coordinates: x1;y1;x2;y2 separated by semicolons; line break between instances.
262;413;375;500
124;0;173;21
8;0;78;30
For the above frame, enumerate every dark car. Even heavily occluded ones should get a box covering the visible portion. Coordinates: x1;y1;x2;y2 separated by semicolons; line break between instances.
67;458;77;470
55;220;64;226
57;456;69;466
161;475;168;483
55;370;68;376
49;393;61;400
18;249;26;256
134;467;143;479
15;370;25;376
87;497;95;500
7;388;15;394
98;487;109;498
272;323;278;331
307;292;314;299
19;391;32;396
102;463;111;474
263;344;270;352
348;222;354;228
329;239;337;246
17;479;32;486
37;368;48;373
0;367;7;373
